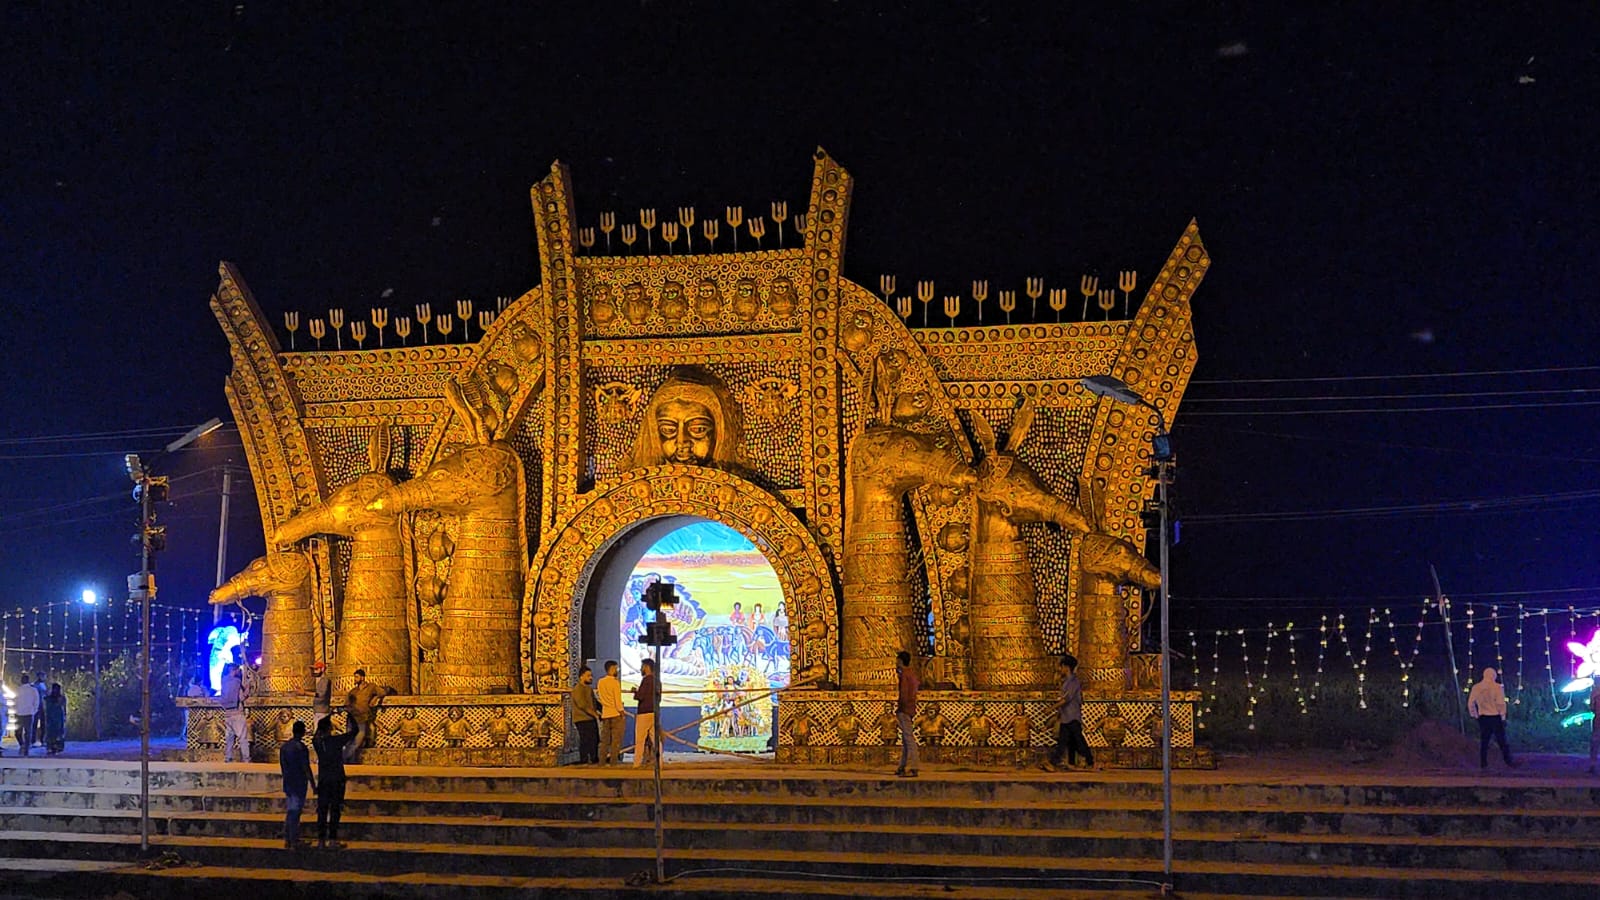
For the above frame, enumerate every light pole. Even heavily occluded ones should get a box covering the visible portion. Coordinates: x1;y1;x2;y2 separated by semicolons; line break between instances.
1079;374;1176;885
81;590;101;740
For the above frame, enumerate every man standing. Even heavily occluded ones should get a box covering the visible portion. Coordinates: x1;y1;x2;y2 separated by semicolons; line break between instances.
32;673;48;750
894;650;920;778
632;658;660;767
597;660;625;764
1043;653;1093;771
279;720;314;850
220;663;252;763
1468;666;1516;769
570;667;601;764
343;668;394;763
310;661;333;730
10;674;39;756
311;715;358;849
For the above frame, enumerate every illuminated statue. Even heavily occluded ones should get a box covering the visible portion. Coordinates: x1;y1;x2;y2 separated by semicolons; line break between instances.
209;551;314;693
204;621;244;695
275;424;410;691
369;375;527;693
968;400;1090;690
1073;478;1162;690
840;424;974;689
629;367;744;470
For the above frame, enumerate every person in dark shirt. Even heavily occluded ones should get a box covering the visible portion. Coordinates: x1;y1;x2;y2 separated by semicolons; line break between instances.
279;720;314;849
312;714;358;848
632;659;661;767
1043;653;1093;771
895;651;920;778
570;667;601;764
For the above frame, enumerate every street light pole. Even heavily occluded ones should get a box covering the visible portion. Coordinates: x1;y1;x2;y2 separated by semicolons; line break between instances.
81;590;101;741
213;466;232;624
1079;374;1176;886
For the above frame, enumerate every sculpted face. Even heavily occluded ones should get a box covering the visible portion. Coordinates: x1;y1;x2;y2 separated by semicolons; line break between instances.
623;282;651;324
732;278;760;320
695;279;722;318
659;281;687;322
655;398;716;464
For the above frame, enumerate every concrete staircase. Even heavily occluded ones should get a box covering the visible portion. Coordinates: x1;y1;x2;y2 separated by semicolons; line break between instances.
2;759;1597;898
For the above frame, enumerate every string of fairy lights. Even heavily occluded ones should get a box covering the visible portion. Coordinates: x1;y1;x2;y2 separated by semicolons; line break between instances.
1184;600;1600;731
0;598;215;676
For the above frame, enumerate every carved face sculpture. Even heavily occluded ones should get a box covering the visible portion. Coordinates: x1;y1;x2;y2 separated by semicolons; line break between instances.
732;278;760;320
622;282;652;324
209;551;312;608
1079;533;1162;590
368;443;519;517
659;280;688;322
769;276;798;317
590;283;617;326
595;382;644;425
694;279;722;318
977;456;1090;531
629;368;744;470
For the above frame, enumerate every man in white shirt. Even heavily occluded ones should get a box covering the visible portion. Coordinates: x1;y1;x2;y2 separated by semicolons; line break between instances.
596;660;625;765
1468;667;1515;769
10;673;40;756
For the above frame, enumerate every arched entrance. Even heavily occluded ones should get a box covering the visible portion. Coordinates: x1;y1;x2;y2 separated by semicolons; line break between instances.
522;465;837;696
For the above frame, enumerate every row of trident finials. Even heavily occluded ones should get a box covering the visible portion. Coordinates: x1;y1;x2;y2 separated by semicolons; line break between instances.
877;272;1141;328
281;297;514;351
578;202;807;255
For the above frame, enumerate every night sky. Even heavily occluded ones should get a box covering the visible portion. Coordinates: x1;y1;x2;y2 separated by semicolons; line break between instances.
4;4;1597;638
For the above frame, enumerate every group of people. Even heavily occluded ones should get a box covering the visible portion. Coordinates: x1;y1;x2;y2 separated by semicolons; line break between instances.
220;659;394;766
6;672;66;756
277;712;362;850
569;658;659;765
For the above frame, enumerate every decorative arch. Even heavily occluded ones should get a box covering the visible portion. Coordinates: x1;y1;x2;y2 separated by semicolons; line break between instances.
522;465;838;692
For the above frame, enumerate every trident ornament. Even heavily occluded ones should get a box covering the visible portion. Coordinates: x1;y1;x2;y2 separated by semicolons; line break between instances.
661;221;680;254
678;207;696;253
725;206;743;251
639;209;657;253
350;321;368;348
1097;288;1116;320
792;212;807;235
1049;288;1069;323
599;212;616;252
370;308;389;347
415;303;432;343
702;219;719;253
1119;269;1137;317
1025;277;1044;319
308;318;326;349
498;295;509;313
896;295;913;321
395;316;412;346
972;280;989;324
478;310;494;334
943;295;960;328
436;313;455;342
579;227;596;253
770;201;788;247
748;216;765;249
457;299;474;342
620;224;638;253
1079;275;1099;320
998;289;1017;324
327;308;345;350
283;311;300;350
917;280;935;328
879;274;896;306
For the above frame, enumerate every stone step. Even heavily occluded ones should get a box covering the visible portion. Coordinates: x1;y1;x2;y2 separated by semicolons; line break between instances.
4;810;1598;873
5;763;1594;811
1;833;1597;899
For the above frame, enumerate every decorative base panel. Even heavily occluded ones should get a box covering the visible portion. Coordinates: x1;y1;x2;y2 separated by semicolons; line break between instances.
178;694;567;767
775;688;1214;769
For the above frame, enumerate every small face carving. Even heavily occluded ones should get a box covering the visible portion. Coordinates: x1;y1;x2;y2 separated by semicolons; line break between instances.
655;399;716;464
769;276;797;316
623;282;652;324
732;278;760;320
694;279;722;318
590;283;617;326
659;281;688;322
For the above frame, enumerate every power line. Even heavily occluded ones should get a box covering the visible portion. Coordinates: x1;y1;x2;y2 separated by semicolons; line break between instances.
1185;387;1600;403
0;424;236;447
0;442;246;461
1189;364;1600;385
1183;489;1600;524
1175;421;1600;465
1181;399;1600;416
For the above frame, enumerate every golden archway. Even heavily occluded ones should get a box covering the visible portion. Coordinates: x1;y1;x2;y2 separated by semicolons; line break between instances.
522;464;837;693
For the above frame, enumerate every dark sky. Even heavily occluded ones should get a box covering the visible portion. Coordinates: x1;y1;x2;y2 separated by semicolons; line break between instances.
3;3;1598;633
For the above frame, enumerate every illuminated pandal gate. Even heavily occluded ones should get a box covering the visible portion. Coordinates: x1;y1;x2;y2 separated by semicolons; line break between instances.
183;150;1211;768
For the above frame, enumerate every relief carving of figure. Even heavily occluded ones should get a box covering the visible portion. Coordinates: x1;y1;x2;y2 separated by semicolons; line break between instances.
731;277;761;321
866;348;932;425
629;367;744;470
443;705;471;746
659;280;688;323
622;282;653;325
487;706;514;746
274;424;411;691
694;278;722;319
741;377;799;424
209;550;314;693
768;275;798;317
590;282;618;327
386;707;423;747
915;703;945;745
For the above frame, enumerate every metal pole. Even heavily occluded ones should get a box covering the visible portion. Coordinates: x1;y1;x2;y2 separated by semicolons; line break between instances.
139;481;153;853
1431;565;1468;734
1158;453;1173;885
213;467;232;624
652;641;665;884
92;607;101;741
